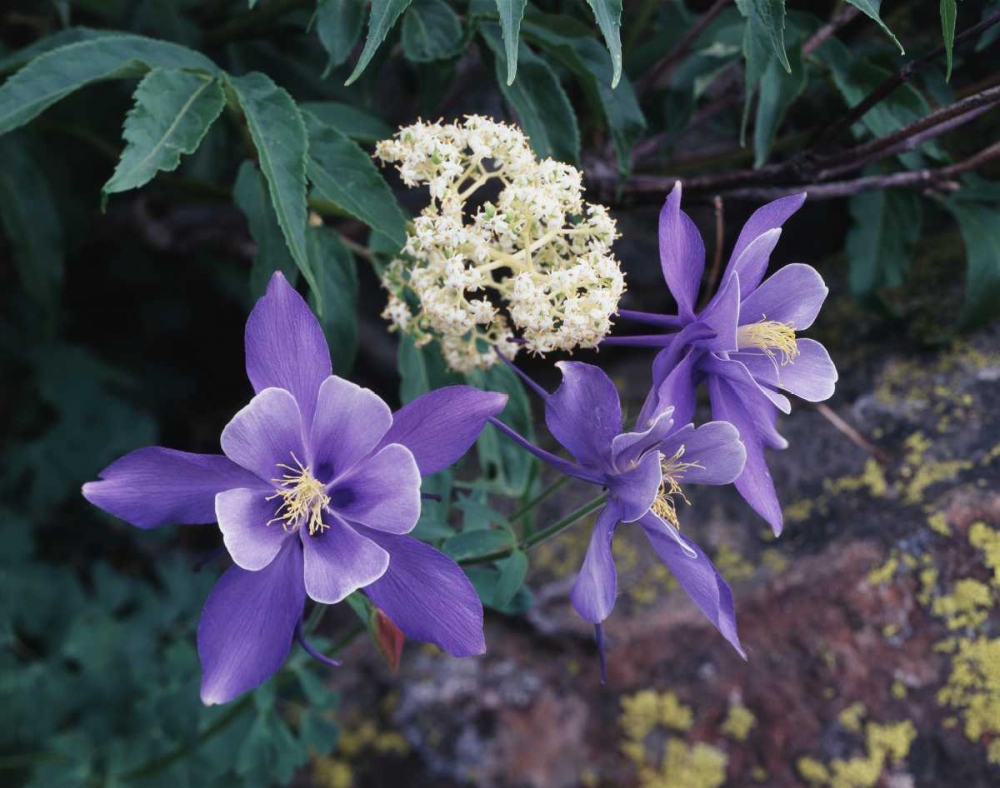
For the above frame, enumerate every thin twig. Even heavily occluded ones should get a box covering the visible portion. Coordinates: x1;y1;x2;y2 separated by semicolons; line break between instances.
814;403;889;466
814;85;1000;178
637;0;729;97
814;9;1000;148
719;142;1000;201
802;5;861;57
698;196;725;311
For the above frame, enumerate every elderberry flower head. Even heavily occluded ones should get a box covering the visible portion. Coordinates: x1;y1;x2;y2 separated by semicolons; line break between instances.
376;116;625;371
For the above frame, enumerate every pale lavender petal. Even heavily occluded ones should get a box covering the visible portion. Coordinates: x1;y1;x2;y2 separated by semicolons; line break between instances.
198;540;305;705
83;448;265;529
639;513;745;657
731;351;792;414
301;514;389;603
360;527;485;656
645;348;700;430
774;338;838;402
658;421;747;486
329;444;421;534
245;272;332;427
708;376;784;534
221;388;306;481
309;376;392;481
702;354;790;446
610;450;663;523
611;408;675;470
216;488;291;571
570;504;622;624
696;269;740;352
379;386;508;476
739;263;828;330
545;362;622;470
659;182;705;320
725;228;781;295
726;193;806;292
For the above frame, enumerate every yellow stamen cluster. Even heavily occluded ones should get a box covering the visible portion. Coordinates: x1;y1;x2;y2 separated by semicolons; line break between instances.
651;446;703;528
266;453;329;536
375;116;625;372
737;317;800;364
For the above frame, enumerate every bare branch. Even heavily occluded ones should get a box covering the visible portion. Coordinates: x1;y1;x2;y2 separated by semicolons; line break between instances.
637;0;729;97
814;9;1000;148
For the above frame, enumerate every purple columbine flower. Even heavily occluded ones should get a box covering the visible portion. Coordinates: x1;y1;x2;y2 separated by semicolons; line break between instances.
491;360;747;670
84;272;507;704
608;183;838;535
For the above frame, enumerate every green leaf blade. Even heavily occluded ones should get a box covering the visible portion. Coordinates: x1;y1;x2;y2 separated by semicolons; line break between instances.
225;72;316;308
945;197;1000;330
584;0;623;87
495;0;528;84
402;0;465;63
845;1;905;54
941;0;958;80
233;160;299;299
346;0;413;85
315;0;365;76
303;110;409;251
749;0;790;73
0;34;217;136
479;24;580;164
103;69;225;203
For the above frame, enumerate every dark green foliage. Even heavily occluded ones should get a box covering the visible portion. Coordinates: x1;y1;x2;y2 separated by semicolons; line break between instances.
1;1;998;785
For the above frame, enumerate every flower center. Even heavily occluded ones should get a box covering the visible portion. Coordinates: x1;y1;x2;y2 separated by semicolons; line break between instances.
650;446;703;528
266;453;330;536
737;317;799;364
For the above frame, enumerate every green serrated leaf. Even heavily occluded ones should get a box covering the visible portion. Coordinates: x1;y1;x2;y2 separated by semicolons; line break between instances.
307;226;359;376
749;0;790;73
233;160;299;299
442;528;514;562
397;336;461;404
492;549;528;608
584;0;623;87
845;1;904;53
740;6;772;145
402;0;465;63
522;18;646;178
303;110;409;251
315;0;365;76
941;0;957;80
466;361;536;498
0;34;217;135
479;24;580;164
0;27;116;76
495;0;528;84
103;69;224;203
816;39;944;166
300;101;392;142
0;136;64;313
845;188;922;300
753;42;805;166
225;71;318;311
945;197;1000;330
346;0;413;85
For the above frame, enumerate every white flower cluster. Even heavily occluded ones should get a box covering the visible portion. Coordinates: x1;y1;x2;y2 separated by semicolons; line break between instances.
375;116;625;372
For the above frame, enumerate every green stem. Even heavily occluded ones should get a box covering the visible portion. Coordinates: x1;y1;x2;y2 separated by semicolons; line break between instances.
460;493;608;565
510;475;570;522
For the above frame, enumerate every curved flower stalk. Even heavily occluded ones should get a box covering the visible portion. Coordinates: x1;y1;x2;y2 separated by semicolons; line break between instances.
609;183;838;535
83;272;507;705
489;360;747;675
376;116;625;371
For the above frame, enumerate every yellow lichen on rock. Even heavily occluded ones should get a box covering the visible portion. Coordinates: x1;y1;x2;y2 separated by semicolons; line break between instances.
969;522;1000;584
931;579;993;630
937;637;1000;752
867;553;899;585
721;702;756;741
797;721;916;788
838;702;867;733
